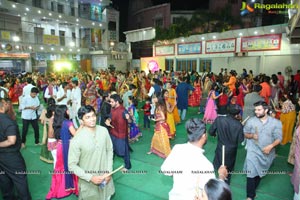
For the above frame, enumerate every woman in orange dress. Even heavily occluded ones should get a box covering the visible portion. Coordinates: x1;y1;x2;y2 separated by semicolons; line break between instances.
166;81;180;124
162;89;176;139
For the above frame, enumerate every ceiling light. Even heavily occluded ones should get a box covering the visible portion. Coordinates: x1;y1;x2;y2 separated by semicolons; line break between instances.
69;49;72;51
29;46;32;49
70;42;75;47
59;15;62;18
40;46;44;50
24;13;27;15
26;7;30;11
1;44;5;48
270;29;275;33
76;18;79;22
38;10;41;14
77;49;80;52
49;13;52;16
99;23;102;27
92;22;95;25
213;36;216;39
16;45;20;49
51;47;54;51
12;36;20;42
32;19;35;22
12;4;16;8
239;33;243;36
254;31;258;35
60;48;64;51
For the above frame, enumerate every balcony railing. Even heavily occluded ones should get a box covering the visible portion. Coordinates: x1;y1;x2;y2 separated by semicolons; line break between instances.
0;29;88;48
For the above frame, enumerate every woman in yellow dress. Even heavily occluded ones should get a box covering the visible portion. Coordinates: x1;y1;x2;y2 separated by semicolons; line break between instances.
276;94;297;145
166;81;180;124
162;89;176;139
148;93;171;158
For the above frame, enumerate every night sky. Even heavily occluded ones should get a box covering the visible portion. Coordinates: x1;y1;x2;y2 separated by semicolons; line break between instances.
112;0;209;41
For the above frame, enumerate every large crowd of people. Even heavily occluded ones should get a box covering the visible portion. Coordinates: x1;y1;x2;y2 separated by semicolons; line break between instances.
0;67;299;200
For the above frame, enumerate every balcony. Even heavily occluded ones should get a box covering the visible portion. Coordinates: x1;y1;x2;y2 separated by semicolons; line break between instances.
0;29;90;54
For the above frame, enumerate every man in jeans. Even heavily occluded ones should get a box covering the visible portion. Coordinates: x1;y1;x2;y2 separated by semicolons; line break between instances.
20;87;40;148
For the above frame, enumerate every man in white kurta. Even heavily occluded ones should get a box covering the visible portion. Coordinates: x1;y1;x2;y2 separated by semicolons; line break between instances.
161;118;216;200
68;105;115;200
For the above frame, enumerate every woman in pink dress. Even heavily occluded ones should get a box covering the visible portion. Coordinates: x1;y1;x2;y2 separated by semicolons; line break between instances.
203;83;222;124
46;105;78;199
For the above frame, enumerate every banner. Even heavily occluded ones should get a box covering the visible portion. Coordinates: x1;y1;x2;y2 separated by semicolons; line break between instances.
155;45;175;56
1;31;11;40
241;34;281;51
206;38;236;53
141;57;165;74
43;35;60;45
91;4;102;21
178;42;201;55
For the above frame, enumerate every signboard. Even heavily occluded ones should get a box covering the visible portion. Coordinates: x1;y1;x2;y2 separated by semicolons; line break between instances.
205;38;236;53
1;31;11;40
241;34;281;51
141;57;165;74
43;35;60;45
155;45;175;56
91;4;102;21
177;42;201;55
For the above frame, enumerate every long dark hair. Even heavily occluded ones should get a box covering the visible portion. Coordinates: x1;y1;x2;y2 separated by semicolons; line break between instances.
46;97;56;118
53;105;69;139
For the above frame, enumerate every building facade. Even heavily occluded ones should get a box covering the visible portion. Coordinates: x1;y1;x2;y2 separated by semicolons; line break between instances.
0;0;128;73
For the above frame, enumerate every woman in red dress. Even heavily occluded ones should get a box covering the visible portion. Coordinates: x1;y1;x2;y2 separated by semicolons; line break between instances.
188;76;202;107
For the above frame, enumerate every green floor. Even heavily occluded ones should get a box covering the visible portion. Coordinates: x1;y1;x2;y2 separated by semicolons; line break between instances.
1;106;294;200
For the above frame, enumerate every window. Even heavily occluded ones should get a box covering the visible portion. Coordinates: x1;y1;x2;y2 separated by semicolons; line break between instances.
165;59;174;71
51;29;55;35
176;59;197;72
33;0;42;8
155;18;163;27
108;21;116;31
72;32;76;39
51;2;55;11
199;60;211;72
71;6;75;16
58;4;64;13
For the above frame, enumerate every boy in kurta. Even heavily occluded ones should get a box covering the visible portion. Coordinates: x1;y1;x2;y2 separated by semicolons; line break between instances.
68;105;115;200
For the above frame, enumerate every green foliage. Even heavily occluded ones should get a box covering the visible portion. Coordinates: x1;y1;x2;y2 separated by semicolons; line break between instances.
155;5;243;41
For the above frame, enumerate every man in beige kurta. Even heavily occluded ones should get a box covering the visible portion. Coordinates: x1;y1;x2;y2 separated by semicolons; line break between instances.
68;105;115;200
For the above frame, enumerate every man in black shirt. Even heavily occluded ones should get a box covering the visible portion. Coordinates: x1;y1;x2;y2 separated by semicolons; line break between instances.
209;105;244;184
0;98;31;200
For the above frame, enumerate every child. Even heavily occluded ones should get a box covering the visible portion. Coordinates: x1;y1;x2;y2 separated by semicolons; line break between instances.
128;96;141;142
141;97;151;130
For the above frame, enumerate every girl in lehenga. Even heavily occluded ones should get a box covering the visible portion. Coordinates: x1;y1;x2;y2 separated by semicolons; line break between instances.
39;97;55;164
128;96;142;142
203;83;222;124
46;105;78;199
166;81;180;124
147;93;171;158
162;89;176;139
275;93;297;145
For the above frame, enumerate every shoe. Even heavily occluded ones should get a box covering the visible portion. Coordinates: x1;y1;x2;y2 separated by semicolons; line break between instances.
35;143;42;146
121;168;128;173
21;143;26;149
147;151;152;155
